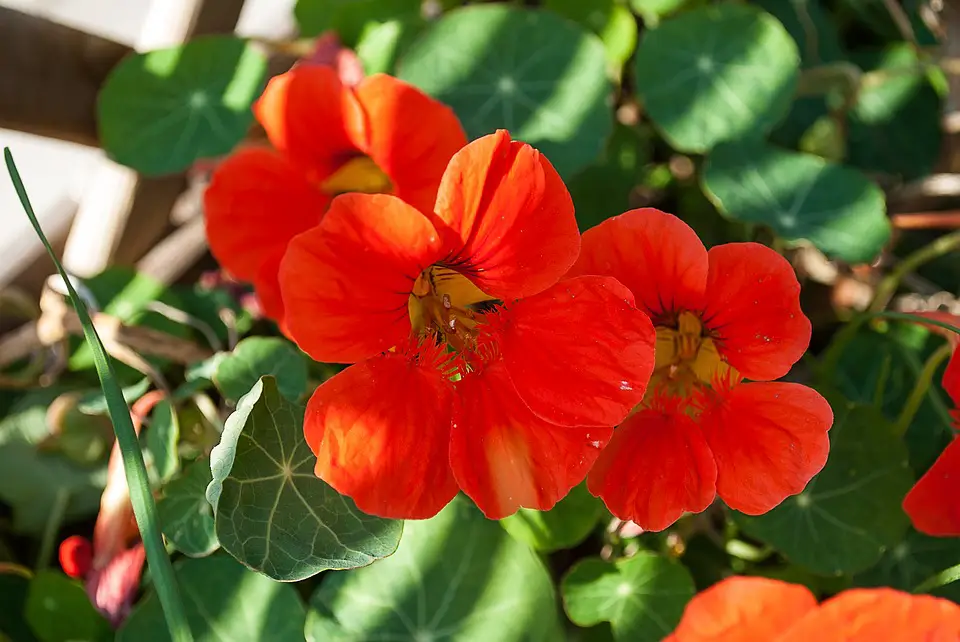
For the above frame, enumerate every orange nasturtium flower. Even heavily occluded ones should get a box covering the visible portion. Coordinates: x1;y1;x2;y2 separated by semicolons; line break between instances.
277;131;657;520
664;576;960;642
903;345;960;536
204;65;467;321
569;209;834;531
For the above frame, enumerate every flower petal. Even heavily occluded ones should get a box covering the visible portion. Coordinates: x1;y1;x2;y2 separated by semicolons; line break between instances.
943;346;960;410
433;131;580;299
279;193;444;363
701;243;810;381
778;588;960;642
903;437;960;537
488;275;655;427
587;404;717;531
667;576;817;642
204;147;328;283
698;383;832;515
304;344;458;520
449;361;611;519
349;74;467;214
569;208;708;323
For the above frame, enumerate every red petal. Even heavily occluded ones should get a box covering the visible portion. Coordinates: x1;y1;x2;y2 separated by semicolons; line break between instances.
698;383;832;515
569;208;708;322
943;347;960;410
254;65;356;177
701;243;810;381
204;147;328;283
304;344;458;519
487;276;655;427
587;405;717;531
87;544;146;627
449;361;611;519
279;193;444;363
349;74;467;214
59;535;93;579
903;437;960;536
668;576;817;642
433;131;580;300
778;588;960;642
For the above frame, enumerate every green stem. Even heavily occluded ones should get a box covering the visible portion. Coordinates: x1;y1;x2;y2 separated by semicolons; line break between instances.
869;229;960;313
895;343;953;438
5;149;194;642
913;561;960;594
36;488;70;570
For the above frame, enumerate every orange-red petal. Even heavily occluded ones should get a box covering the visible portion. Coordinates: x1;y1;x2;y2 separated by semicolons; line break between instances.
304;344;458;520
587;404;717;532
488;276;655;427
701;243;810;381
778;588;960;642
698;383;832;515
348;74;467;214
943;346;960;409
279;193;444;364
903;436;960;536
569;209;708;323
204;146;328;284
449;361;611;519
433;131;580;300
667;576;817;642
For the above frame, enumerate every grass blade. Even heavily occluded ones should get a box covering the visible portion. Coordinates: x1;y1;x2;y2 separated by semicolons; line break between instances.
4;148;194;642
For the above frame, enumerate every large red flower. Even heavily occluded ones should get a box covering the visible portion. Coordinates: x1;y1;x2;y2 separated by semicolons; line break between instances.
570;209;833;531
903;345;960;536
204;65;467;321
279;131;657;520
665;576;960;642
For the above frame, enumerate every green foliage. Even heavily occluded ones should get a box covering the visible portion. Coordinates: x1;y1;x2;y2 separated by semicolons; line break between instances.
207;337;309;404
24;572;110;642
0;572;38;642
501;482;604;553
295;0;421;45
158;459;219;558
144;400;180;485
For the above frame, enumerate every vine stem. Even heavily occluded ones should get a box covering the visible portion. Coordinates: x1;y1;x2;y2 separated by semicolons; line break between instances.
869;229;960;313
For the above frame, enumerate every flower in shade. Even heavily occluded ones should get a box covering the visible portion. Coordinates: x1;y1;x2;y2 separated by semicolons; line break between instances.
903;344;960;536
278;131;657;520
665;575;960;642
570;208;833;531
204;65;467;321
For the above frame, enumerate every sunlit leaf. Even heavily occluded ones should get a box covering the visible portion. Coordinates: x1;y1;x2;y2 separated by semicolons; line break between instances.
702;140;889;263
305;496;560;641
206;376;401;581
144;400;180;485
561;552;694;642
544;0;637;69
734;400;913;575
25;571;110;642
98;36;267;176
398;4;613;177
500;483;604;553
629;0;695;26
158;458;218;558
634;3;798;152
295;0;421;45
118;555;306;642
211;337;309;404
355;17;422;74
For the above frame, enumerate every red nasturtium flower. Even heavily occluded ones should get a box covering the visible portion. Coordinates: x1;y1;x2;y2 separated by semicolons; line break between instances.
664;575;960;642
903;345;960;536
278;131;657;520
569;209;834;531
204;65;467;322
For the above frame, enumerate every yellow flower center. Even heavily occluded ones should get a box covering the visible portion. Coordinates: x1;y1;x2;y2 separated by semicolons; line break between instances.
321;156;393;195
408;266;498;353
651;311;736;397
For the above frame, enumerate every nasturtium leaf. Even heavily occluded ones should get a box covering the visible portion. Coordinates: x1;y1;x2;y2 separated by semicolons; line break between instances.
855;528;960;602
501;483;604;553
212;337;309;404
702;140;889;263
206;376;401;581
544;0;637;69
629;0;694;26
398;5;613;177
0;571;37;642
355;17;423;75
118;555;306;642
305;496;560;642
561;552;695;642
634;4;799;153
25;571;110;642
158;458;218;558
294;0;421;45
144;400;179;485
734;401;913;575
98;36;267;176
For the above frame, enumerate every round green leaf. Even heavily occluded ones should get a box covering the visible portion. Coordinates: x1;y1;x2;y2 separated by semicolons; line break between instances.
295;0;421;45
206;376;401;581
158;458;218;558
25;571;110;642
398;5;613;177
702;140;890;263
856;528;960;602
213;336;309;403
306;496;560;641
561;552;694;642
118;555;305;642
0;571;38;642
500;482;604;552
634;4;799;152
734;401;914;575
98;36;267;176
544;0;637;69
355;17;423;75
143;400;180;485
